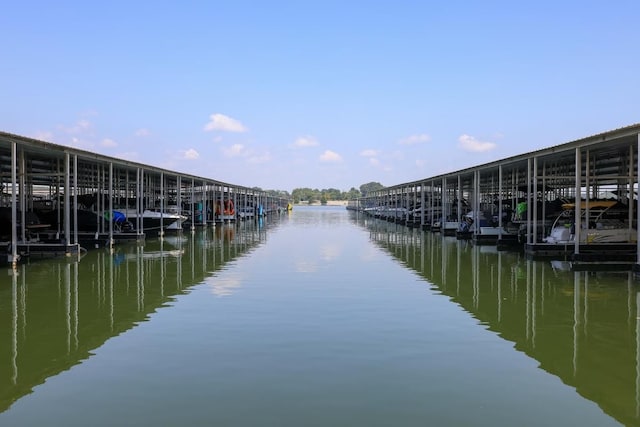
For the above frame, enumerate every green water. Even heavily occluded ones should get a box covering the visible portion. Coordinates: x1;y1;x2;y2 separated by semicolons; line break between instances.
0;206;635;426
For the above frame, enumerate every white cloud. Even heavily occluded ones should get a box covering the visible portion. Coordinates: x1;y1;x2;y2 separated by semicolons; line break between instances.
60;119;92;135
292;136;318;148
248;152;272;164
135;128;150;137
458;134;497;152
398;133;430;145
369;158;380;166
360;149;379;157
101;138;117;148
319;150;343;162
183;148;200;160
204;113;247;132
222;144;247;157
415;159;425;167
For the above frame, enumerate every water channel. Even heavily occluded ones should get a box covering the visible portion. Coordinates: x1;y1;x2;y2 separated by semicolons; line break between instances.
0;206;637;426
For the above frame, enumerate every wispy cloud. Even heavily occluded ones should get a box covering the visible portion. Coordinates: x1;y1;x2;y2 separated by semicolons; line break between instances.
398;133;430;145
319;150;343;162
204;113;247;132
458;134;497;152
183;148;200;159
360;149;379;157
248;152;272;164
291;136;319;148
101;138;117;148
59;119;92;135
369;158;380;166
135;128;151;137
222;143;247;157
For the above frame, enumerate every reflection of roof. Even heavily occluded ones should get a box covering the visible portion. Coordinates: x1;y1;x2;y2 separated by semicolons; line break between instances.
561;200;617;210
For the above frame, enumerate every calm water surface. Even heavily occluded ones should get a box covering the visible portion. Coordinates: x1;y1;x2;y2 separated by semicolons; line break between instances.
0;206;637;426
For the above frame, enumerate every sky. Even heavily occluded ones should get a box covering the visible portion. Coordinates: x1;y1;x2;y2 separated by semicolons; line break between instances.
2;1;639;193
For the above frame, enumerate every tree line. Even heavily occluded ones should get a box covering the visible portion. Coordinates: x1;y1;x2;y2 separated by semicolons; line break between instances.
290;182;385;204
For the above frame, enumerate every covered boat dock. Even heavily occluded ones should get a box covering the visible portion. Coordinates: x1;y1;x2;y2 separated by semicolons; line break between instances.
351;124;640;268
0;131;290;266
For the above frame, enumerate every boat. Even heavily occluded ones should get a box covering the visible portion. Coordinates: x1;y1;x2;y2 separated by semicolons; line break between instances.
215;199;236;222
0;207;51;240
543;201;637;244
116;206;187;234
456;210;518;241
237;206;255;220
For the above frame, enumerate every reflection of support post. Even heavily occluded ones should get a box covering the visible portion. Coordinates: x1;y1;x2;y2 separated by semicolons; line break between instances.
573;271;581;377
636;291;640;417
11;269;18;384
161;238;166;298
137;245;145;312
583;273;589;335
473;244;479;309
65;263;71;354
191;233;195;280
456;239;461;296
73;262;78;350
109;249;114;332
497;252;502;322
532;259;537;348
526;260;531;342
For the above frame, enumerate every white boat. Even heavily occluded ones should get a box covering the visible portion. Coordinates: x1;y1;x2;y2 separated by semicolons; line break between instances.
117;206;187;233
237;206;255;220
543;201;636;244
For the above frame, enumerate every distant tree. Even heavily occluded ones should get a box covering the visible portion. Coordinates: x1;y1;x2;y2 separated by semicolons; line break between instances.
359;182;385;197
346;187;361;199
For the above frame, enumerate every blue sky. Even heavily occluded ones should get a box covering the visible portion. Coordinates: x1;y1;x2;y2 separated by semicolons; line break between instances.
2;1;639;192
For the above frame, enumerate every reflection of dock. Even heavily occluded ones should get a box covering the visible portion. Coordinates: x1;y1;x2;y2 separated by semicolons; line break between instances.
0;224;270;414
525;242;636;263
0;241;80;261
360;217;640;427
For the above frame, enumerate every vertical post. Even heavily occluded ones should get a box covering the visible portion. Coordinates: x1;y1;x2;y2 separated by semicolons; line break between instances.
629;144;634;240
457;175;462;224
64;152;71;250
498;165;503;237
191;178;196;231
575;147;582;255
160;172;164;237
10;141;18;267
637;134;640;266
471;171;476;233
429;180;434;227
441;177;447;225
73;155;78;245
585;149;590;229
533;156;538;244
108;162;114;249
136;168;141;235
526;158;532;245
19;148;25;242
